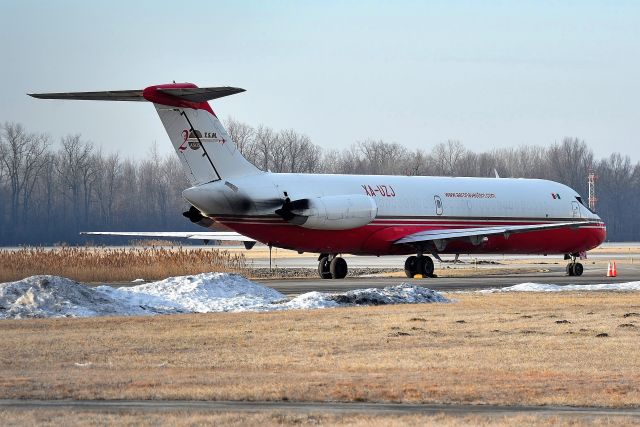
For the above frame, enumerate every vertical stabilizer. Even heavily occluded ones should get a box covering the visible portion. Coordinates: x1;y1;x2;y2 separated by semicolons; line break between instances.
29;82;261;186
143;83;260;185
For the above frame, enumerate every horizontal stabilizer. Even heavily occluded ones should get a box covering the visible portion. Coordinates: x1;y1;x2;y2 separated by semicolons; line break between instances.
28;89;145;101
157;86;245;102
28;86;245;102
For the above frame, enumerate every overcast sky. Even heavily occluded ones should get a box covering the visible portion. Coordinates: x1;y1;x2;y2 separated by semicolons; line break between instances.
1;0;638;161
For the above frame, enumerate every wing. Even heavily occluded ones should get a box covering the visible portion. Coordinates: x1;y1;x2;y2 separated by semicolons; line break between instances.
394;221;590;250
81;231;256;244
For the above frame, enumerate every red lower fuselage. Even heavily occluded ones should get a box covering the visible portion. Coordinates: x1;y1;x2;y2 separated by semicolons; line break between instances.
216;215;606;256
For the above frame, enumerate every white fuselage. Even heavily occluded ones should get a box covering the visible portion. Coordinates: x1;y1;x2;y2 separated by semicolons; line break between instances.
184;172;599;223
181;172;605;256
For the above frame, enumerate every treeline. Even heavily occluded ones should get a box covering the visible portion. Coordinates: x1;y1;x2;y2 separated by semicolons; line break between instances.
0;123;189;245
1;120;638;244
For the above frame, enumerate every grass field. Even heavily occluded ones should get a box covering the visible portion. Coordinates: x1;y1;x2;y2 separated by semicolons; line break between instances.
1;292;638;408
1;409;638;426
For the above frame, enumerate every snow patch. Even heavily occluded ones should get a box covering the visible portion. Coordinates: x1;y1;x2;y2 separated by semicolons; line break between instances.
482;281;640;293
98;272;287;313
0;276;155;319
0;274;448;319
286;284;449;309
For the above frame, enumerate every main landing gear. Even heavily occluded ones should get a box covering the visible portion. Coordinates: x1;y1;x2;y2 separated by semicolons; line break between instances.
565;254;584;277
404;254;435;278
316;252;437;280
318;254;348;279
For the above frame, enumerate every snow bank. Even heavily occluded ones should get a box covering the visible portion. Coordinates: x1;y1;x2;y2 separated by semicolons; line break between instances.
97;272;287;313
482;281;640;293
286;284;449;310
0;274;448;319
0;276;156;319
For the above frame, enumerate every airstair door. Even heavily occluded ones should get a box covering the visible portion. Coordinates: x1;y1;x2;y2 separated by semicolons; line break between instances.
571;201;581;218
434;195;444;216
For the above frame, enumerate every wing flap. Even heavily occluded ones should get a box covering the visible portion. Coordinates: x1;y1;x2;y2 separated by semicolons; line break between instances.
394;221;589;245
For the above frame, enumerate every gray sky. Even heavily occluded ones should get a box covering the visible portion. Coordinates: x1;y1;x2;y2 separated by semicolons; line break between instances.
1;0;639;161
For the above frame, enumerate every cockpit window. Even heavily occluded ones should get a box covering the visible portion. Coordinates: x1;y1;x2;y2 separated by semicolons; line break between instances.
575;196;595;214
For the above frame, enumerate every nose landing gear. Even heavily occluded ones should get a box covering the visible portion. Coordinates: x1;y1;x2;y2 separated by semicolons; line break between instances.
318;254;348;279
404;254;435;278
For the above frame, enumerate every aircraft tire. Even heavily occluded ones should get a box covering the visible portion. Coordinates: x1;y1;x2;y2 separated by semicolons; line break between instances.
418;256;435;277
330;257;348;279
318;256;332;279
572;262;584;276
404;256;418;278
566;263;575;276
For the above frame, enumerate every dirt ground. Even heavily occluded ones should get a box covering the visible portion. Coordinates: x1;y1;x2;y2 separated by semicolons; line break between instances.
1;292;638;408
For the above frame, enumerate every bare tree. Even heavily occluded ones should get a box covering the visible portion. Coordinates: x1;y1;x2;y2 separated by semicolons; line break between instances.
0;123;50;228
297;137;322;173
253;125;277;171
430;140;467;176
94;152;122;226
56;134;94;231
547;137;594;196
399;148;429;176
225;117;255;156
596;153;635;239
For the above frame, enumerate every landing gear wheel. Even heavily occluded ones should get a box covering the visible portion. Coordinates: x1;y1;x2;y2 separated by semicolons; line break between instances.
405;255;435;278
404;256;418;278
418;256;435;277
566;262;584;277
572;262;584;277
318;256;331;279
330;257;348;279
566;263;575;276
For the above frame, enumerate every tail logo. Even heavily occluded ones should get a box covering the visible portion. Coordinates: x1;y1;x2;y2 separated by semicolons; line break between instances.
179;129;226;151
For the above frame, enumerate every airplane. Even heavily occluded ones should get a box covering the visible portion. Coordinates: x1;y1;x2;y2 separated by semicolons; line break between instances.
30;83;606;279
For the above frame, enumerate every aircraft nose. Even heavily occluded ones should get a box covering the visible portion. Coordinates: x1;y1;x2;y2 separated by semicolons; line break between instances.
592;210;603;222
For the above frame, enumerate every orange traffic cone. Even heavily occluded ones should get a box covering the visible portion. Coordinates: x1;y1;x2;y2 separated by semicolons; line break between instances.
612;261;617;277
607;262;613;277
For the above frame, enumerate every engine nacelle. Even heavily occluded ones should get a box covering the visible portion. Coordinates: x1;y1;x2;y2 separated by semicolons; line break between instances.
292;195;378;230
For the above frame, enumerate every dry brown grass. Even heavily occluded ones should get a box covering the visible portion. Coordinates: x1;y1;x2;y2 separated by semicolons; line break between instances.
0;247;247;282
0;292;639;407
0;409;637;426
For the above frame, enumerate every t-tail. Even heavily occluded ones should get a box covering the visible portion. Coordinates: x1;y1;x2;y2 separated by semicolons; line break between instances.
29;83;260;185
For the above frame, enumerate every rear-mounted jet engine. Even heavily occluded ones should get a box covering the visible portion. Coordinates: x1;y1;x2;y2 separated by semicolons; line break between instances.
276;194;377;230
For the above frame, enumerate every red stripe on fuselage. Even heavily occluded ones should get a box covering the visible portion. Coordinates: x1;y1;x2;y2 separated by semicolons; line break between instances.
212;216;605;255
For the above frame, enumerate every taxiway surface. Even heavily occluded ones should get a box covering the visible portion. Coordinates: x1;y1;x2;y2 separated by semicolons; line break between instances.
101;260;640;296
2;399;638;418
259;264;640;296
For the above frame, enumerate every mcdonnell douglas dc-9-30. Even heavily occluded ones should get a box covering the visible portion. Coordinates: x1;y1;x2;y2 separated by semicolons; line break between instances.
30;83;606;279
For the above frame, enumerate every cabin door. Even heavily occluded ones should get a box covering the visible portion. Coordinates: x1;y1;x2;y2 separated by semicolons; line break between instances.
571;201;581;218
434;195;444;216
